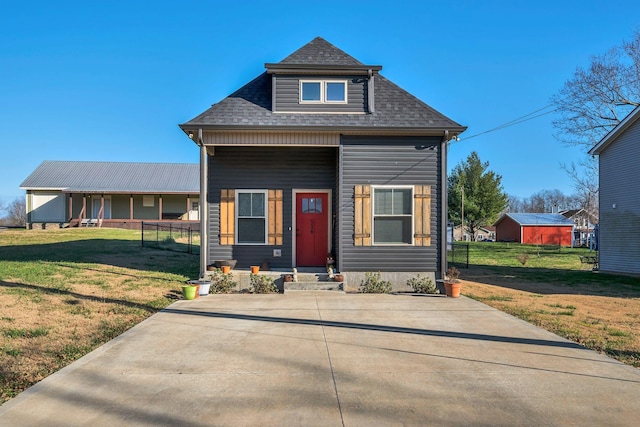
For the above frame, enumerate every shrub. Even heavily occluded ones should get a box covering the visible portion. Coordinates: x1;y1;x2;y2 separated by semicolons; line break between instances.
359;272;392;294
407;274;439;294
516;254;530;265
210;269;237;294
250;274;278;294
446;266;461;282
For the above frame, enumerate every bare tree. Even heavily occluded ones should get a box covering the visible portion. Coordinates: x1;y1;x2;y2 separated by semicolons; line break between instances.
551;30;640;224
0;197;26;226
551;30;640;148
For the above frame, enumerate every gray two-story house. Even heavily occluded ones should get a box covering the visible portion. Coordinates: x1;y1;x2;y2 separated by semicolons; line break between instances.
589;105;640;276
180;37;466;289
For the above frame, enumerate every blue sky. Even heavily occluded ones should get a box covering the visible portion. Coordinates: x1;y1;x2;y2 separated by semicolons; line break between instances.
1;0;639;209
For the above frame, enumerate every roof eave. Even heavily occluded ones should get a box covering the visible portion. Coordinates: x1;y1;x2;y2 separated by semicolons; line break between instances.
265;63;382;75
179;124;467;136
589;105;640;155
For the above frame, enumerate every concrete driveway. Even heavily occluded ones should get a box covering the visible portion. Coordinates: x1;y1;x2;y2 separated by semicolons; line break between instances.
1;292;639;426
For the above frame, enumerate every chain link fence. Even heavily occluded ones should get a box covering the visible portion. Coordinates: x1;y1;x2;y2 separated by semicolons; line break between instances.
141;222;200;255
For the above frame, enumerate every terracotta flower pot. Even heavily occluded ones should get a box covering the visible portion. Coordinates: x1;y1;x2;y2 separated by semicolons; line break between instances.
334;274;344;282
222;265;231;274
444;281;461;298
250;265;260;274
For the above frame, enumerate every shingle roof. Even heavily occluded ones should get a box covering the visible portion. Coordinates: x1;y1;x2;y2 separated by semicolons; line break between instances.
279;36;363;66
20;161;199;194
181;37;465;132
497;213;574;226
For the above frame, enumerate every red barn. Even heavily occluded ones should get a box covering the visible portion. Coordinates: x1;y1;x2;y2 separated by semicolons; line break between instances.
495;213;574;246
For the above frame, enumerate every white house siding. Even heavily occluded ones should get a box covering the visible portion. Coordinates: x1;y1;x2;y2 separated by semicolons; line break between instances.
28;191;65;222
598;117;640;275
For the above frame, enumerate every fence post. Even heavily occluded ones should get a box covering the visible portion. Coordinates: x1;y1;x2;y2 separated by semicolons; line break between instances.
141;221;144;247
466;243;469;268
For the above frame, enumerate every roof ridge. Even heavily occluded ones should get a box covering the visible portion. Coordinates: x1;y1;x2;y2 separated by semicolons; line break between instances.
278;37;363;66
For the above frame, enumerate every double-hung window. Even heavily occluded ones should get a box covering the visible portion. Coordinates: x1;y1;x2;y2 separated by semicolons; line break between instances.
372;187;413;245
236;190;267;244
300;80;347;104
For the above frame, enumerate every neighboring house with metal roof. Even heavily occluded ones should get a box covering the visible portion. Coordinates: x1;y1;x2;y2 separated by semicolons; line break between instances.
179;37;466;288
20;161;200;229
588;105;640;275
494;213;574;246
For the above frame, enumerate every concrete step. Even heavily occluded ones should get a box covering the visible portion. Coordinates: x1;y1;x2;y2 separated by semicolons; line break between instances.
284;281;344;292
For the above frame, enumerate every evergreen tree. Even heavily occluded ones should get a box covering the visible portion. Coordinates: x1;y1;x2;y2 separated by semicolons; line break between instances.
448;152;508;240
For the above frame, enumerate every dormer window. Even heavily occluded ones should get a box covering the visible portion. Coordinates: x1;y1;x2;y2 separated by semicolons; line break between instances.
300;80;347;104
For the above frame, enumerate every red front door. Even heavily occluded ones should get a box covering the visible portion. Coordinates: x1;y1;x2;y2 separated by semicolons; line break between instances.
296;192;329;266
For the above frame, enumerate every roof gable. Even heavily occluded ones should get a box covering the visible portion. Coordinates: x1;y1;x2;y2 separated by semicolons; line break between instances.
589;105;640;155
20;161;199;194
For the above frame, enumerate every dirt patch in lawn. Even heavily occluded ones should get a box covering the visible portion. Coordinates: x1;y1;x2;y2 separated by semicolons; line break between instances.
460;266;640;368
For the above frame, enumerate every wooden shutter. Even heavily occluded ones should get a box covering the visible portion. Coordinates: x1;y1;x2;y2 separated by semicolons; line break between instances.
414;185;431;246
220;189;235;245
354;185;371;246
268;189;283;245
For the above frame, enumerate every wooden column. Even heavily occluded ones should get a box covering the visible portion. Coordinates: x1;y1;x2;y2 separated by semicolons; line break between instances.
129;195;134;220
159;195;163;220
187;196;191;220
68;194;73;222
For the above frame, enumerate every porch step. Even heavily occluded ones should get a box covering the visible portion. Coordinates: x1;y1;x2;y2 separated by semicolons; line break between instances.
284;281;343;292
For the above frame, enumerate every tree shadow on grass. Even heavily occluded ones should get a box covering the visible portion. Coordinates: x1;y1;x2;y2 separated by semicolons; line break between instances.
0;239;198;277
460;265;640;298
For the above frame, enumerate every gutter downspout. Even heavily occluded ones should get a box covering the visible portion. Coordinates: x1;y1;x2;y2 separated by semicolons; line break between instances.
198;128;208;278
441;130;449;280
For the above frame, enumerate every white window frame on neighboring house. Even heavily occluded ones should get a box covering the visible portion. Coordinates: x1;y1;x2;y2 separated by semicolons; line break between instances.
235;190;268;245
299;80;348;104
371;186;414;245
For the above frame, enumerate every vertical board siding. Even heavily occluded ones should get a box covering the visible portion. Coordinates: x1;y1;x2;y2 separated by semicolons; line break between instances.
339;136;442;272
599;118;640;275
208;146;337;269
274;75;367;113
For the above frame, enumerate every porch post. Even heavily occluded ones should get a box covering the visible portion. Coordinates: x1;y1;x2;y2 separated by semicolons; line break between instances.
187;196;191;220
68;194;73;222
441;132;449;280
129;195;134;220
199;128;208;278
82;195;87;220
159;195;163;220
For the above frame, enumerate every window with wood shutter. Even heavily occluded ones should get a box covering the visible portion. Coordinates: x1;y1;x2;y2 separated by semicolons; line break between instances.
354;184;432;246
354;185;371;246
220;189;283;246
413;185;432;246
268;189;283;245
220;189;235;245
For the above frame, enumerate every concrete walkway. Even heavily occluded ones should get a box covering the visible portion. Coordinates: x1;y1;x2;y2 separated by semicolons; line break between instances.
1;292;640;426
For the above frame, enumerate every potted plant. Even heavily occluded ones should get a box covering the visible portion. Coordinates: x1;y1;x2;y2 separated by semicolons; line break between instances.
444;266;461;298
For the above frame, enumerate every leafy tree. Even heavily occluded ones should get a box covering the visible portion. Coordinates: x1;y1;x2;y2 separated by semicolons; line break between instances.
448;152;508;239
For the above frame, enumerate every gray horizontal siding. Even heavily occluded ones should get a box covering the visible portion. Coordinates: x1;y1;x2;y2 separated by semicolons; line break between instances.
274;75;366;113
598;117;640;275
208;146;337;269
339;136;442;273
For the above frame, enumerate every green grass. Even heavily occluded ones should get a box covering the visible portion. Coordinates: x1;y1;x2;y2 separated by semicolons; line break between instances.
0;228;199;404
450;241;639;288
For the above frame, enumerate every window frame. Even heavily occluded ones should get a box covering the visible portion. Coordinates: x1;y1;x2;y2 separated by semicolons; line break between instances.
235;189;269;245
371;185;414;246
299;79;348;104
